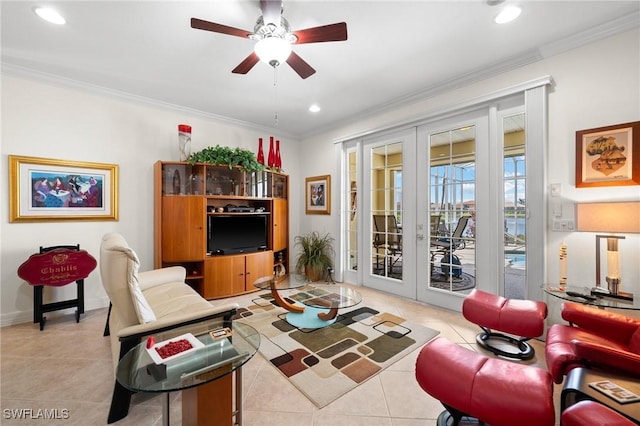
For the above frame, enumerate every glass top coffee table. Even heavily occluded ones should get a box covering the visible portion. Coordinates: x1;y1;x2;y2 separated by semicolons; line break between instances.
253;275;309;313
285;284;362;329
253;276;362;329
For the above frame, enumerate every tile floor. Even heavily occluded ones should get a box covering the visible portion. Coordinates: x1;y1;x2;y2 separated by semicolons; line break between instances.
0;284;563;425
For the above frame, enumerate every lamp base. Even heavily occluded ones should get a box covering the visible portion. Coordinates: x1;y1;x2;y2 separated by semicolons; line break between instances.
606;276;620;294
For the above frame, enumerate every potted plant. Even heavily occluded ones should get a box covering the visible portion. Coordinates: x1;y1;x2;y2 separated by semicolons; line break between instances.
188;145;265;172
294;231;335;282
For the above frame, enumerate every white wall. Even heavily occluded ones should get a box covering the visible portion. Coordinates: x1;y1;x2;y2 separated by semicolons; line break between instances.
0;76;301;325
299;29;640;296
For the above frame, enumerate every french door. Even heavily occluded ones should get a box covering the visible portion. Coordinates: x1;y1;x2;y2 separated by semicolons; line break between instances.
360;128;417;299
341;82;548;309
416;110;487;309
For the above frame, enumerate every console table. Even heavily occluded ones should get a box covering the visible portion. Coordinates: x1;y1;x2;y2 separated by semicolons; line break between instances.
116;321;259;426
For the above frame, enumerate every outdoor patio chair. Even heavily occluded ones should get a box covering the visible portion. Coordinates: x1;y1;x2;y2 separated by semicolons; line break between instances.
429;215;469;276
430;215;469;254
373;214;402;275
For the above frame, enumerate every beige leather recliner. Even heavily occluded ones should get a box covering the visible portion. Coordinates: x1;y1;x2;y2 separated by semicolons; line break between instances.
100;232;239;424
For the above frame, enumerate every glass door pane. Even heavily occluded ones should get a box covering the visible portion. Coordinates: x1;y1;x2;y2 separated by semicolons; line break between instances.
503;113;527;298
347;150;358;271
371;143;403;280
428;126;476;292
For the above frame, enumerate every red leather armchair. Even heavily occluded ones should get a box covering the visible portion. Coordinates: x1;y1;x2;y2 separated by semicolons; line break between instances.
416;337;555;426
545;302;640;384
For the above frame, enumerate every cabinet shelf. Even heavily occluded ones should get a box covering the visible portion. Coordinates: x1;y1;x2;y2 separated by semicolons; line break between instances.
186;274;204;279
205;195;270;201
206;212;271;216
206;195;271;200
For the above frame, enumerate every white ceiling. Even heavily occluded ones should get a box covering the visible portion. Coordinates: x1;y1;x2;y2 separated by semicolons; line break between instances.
2;1;639;139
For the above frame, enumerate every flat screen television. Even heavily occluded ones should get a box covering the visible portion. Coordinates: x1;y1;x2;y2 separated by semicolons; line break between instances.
207;214;268;255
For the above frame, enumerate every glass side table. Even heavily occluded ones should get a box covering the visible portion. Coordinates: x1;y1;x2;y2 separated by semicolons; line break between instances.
116;320;260;426
543;284;640;310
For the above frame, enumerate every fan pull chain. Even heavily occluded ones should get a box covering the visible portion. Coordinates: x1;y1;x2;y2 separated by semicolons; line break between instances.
273;66;279;126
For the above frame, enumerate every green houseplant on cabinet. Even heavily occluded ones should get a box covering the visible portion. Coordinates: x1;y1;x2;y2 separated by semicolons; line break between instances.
294;231;335;282
188;145;264;172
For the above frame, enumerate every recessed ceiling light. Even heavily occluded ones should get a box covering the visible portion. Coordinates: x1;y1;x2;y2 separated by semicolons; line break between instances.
309;104;321;113
495;5;521;24
34;7;66;25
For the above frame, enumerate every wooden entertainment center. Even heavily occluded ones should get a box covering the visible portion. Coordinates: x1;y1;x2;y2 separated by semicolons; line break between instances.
154;161;288;299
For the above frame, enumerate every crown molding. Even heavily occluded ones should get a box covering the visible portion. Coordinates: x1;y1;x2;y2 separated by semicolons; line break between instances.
539;10;640;58
1;62;298;141
332;76;553;143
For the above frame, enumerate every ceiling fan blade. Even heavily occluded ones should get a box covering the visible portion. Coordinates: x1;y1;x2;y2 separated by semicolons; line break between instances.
293;22;347;44
286;51;316;79
232;52;260;74
260;0;282;26
191;18;252;38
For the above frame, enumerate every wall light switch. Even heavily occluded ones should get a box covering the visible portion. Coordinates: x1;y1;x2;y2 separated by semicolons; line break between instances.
550;183;561;197
553;203;562;218
552;219;574;232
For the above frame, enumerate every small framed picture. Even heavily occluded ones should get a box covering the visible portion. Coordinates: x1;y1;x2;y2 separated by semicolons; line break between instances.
575;121;640;187
305;174;331;215
9;155;119;222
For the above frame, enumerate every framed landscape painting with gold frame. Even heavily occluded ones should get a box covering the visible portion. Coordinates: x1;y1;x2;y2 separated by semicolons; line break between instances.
305;174;331;215
576;121;640;188
9;155;119;222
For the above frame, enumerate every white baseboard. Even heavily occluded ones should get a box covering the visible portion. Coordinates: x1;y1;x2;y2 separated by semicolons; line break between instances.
1;296;110;327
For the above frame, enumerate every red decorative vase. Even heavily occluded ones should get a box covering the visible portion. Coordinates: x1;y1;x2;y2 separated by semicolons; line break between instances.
268;136;275;168
257;138;265;165
275;139;282;170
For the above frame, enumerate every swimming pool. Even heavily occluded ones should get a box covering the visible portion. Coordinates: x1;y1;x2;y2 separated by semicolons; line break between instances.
505;252;526;267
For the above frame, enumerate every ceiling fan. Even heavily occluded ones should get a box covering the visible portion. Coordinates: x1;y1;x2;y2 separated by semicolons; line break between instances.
191;0;347;79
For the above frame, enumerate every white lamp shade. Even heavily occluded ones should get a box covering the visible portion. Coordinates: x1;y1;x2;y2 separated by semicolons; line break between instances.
254;37;292;66
576;202;640;233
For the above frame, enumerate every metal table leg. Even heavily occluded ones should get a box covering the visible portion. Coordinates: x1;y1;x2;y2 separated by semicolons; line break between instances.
162;392;170;426
235;368;243;426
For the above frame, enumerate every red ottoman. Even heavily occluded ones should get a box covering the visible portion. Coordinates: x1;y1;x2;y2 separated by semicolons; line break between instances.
415;337;555;426
463;289;547;360
562;400;636;426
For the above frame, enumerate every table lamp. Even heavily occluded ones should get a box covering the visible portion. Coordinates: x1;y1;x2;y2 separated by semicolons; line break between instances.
576;201;640;300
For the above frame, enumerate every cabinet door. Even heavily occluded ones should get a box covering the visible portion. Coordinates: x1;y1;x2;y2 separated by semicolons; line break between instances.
162;197;206;261
204;256;245;299
245;251;274;291
272;199;288;252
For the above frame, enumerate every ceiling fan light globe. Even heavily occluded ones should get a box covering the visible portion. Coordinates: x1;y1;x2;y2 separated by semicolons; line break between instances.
254;37;292;67
494;6;522;24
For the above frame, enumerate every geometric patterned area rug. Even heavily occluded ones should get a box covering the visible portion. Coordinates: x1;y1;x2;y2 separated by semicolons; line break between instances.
234;287;440;407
